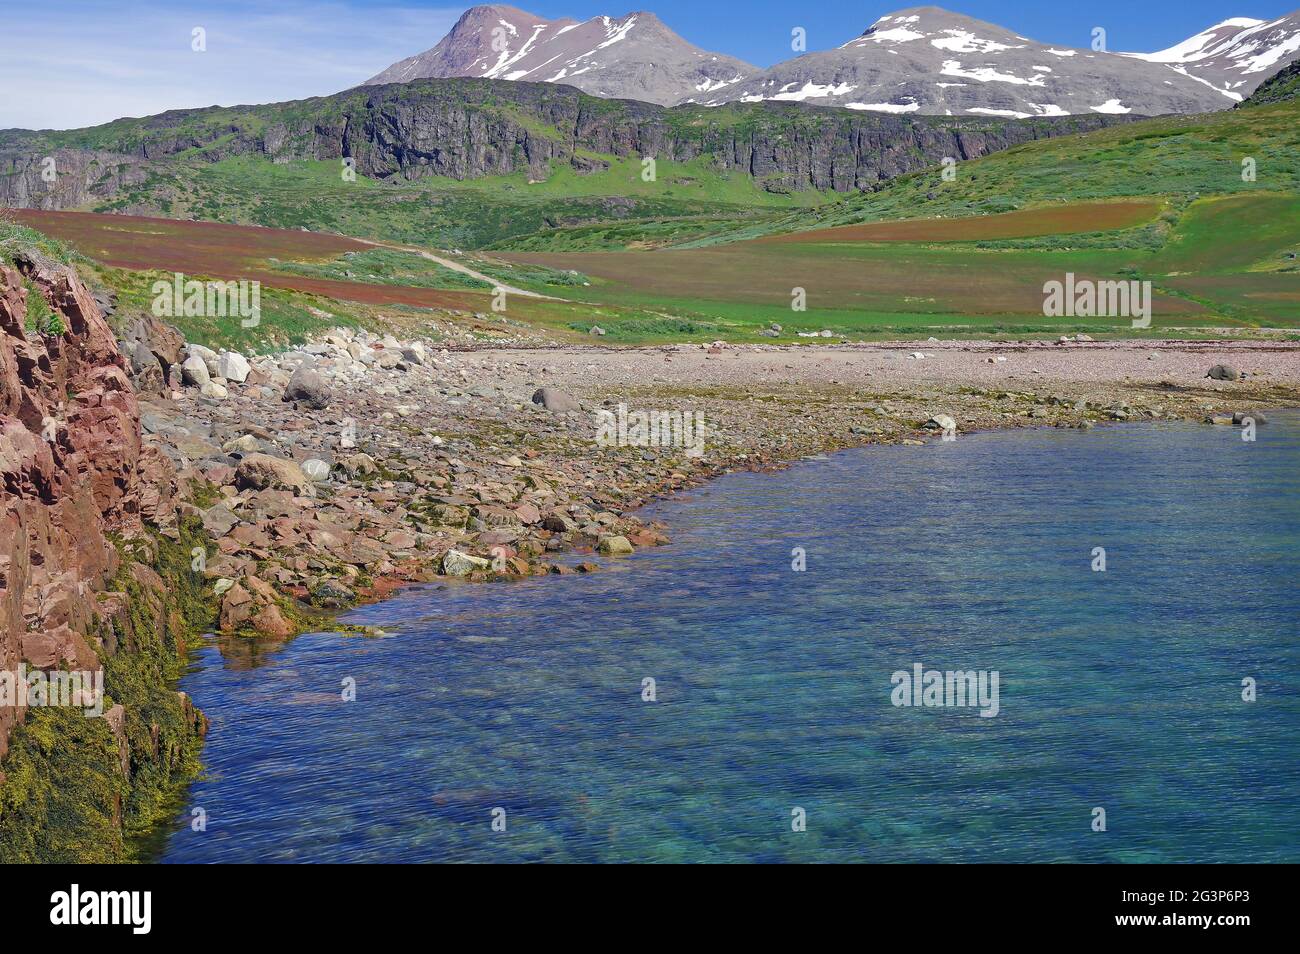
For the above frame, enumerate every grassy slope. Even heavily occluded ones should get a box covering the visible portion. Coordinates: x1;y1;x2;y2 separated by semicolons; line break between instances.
1242;59;1300;107
96;155;823;250
14;77;1110;253
791;99;1300;233
48;85;835;250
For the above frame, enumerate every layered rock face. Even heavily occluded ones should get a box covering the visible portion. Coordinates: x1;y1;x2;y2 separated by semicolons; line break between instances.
0;254;143;756
0;149;148;212
0;78;1128;207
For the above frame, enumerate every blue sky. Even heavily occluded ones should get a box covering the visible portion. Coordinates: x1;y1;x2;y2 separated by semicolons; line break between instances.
1;1;1295;130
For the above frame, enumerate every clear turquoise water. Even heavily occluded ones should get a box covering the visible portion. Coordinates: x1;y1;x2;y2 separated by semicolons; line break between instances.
162;413;1300;863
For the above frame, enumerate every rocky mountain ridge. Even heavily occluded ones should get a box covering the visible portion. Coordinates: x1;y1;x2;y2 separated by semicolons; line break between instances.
697;6;1246;115
1122;11;1300;101
369;5;1300;115
0;77;1129;213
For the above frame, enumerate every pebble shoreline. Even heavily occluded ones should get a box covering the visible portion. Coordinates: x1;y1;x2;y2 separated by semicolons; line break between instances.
142;331;1300;641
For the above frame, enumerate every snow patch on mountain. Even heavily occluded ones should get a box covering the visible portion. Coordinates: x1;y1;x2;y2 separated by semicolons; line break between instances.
930;30;1023;53
844;100;921;112
940;60;1046;86
1126;17;1265;62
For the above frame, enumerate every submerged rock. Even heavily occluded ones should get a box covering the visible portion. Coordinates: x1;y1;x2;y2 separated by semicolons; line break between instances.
597;535;635;555
442;549;491;576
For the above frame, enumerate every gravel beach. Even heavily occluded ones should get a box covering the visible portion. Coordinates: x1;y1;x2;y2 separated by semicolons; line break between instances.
141;333;1300;639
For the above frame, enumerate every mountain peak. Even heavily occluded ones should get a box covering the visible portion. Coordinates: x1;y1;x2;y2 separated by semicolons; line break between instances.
866;5;1004;29
708;5;1257;116
365;5;754;105
1121;10;1300;98
850;5;1028;51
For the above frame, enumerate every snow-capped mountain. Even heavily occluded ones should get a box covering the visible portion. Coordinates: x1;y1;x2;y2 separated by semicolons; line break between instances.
366;5;1300;117
365;4;755;106
1122;12;1300;101
695;6;1241;116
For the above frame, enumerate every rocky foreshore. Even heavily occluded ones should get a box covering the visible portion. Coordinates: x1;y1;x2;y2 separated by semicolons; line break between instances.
129;324;1300;642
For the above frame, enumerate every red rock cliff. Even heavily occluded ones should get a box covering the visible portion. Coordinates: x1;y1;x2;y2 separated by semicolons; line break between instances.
0;252;145;757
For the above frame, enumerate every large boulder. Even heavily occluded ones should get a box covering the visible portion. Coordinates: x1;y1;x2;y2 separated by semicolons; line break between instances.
180;354;210;387
301;458;331;481
339;453;377;477
218;581;294;637
129;340;166;394
119;312;185;375
222;434;261;454
186;343;220;376
235;453;313;495
541;512;575;533
284;364;331;409
1206;364;1239;381
216;350;251;383
531;387;581;413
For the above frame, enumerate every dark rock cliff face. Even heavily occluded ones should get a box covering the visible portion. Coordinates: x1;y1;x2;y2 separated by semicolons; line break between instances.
0;78;1130;208
0;149;149;211
0;252;205;861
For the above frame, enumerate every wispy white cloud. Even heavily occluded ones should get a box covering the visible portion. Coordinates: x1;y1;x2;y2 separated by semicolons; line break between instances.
0;0;463;130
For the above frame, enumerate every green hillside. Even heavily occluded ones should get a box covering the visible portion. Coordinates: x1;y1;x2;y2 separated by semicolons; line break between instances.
773;98;1300;236
95;154;825;250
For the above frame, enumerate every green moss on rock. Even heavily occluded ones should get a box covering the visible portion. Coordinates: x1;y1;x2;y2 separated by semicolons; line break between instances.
0;518;214;862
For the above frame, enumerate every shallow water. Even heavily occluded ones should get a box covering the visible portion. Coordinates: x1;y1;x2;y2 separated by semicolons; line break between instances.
162;413;1300;863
